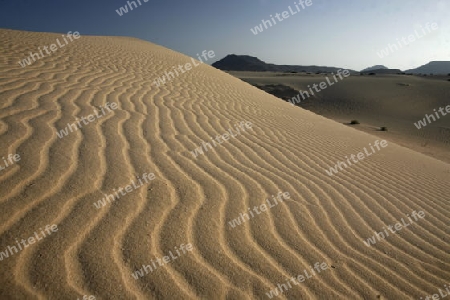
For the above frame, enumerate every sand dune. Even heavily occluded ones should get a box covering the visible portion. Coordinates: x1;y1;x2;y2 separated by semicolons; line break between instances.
0;29;449;299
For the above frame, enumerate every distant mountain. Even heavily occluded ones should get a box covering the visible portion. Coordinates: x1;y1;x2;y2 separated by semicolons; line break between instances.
212;54;356;73
361;65;388;72
212;55;269;71
361;68;402;74
405;61;450;74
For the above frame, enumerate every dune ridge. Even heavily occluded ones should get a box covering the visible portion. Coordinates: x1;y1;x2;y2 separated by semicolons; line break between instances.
0;29;449;299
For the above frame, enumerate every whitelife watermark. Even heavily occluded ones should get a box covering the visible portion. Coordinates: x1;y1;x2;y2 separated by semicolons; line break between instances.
56;102;118;139
266;262;329;298
190;121;253;158
115;0;149;16
325;140;388;176
420;283;450;300
152;50;215;87
228;191;290;228
250;0;313;35
131;243;193;279
93;172;156;209
0;224;58;262
0;153;20;172
377;22;439;58
18;31;80;67
288;69;350;106
414;105;450;129
363;211;425;247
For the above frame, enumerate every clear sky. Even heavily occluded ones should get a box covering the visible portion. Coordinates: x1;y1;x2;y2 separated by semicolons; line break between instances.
0;0;448;71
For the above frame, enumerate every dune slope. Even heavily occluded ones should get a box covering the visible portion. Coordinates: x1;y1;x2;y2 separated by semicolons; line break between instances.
0;29;449;300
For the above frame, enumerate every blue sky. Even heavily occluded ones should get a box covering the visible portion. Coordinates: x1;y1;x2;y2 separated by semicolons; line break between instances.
0;0;448;71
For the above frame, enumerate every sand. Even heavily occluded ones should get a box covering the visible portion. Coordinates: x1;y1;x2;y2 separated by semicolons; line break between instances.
0;29;449;300
231;71;450;164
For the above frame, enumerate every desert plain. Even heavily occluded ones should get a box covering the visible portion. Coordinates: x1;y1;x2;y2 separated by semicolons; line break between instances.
232;71;450;164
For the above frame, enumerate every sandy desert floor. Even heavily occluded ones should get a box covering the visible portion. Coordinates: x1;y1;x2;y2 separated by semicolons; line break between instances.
0;29;449;300
231;71;450;164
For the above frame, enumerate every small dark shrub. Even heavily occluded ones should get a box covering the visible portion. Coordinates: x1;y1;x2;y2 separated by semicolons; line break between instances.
380;126;388;131
369;72;376;75
350;120;360;125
